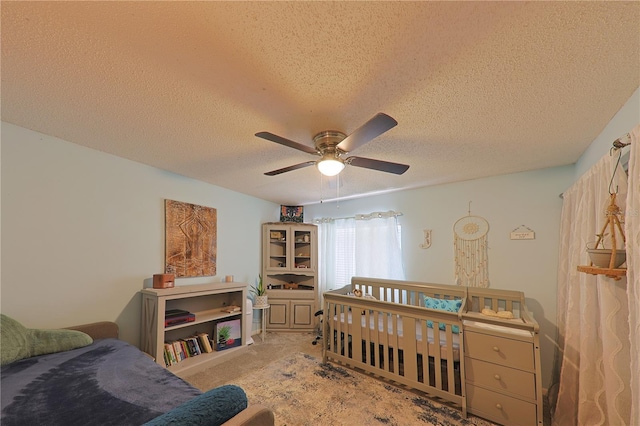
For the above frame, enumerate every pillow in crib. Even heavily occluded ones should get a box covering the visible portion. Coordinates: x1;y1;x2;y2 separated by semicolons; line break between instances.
423;296;461;334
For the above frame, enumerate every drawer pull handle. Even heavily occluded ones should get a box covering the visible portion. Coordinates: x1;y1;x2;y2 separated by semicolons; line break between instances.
492;346;500;352
496;403;503;410
494;374;501;380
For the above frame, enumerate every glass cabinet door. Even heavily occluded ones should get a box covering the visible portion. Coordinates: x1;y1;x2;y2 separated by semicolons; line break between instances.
264;225;290;271
293;229;315;271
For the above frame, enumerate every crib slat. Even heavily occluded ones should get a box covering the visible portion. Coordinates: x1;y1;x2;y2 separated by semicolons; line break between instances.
381;312;391;372
420;320;429;384
336;304;344;357
506;299;514;312
352;308;362;363
371;311;382;370
433;319;443;391
404;316;418;380
391;314;400;375
445;326;456;394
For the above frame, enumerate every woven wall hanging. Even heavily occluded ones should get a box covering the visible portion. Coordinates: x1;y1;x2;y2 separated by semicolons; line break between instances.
453;213;490;288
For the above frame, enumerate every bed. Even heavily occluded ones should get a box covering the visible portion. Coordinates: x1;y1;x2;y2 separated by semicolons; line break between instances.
0;315;274;426
322;277;543;425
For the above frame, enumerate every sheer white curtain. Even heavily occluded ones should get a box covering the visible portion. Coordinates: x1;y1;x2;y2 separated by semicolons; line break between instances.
316;211;404;305
552;149;631;425
625;125;640;423
354;212;405;280
316;217;355;306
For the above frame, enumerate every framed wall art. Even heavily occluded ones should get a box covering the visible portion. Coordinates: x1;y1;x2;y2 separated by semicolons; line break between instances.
280;205;303;223
165;199;217;278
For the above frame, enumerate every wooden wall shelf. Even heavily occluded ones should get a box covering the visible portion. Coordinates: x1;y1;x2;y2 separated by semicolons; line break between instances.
577;265;627;280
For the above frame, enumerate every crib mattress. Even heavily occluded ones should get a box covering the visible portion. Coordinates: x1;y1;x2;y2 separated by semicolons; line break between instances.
333;312;461;361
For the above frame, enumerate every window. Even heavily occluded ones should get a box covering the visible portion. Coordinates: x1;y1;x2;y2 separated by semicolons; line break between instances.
333;221;355;288
316;212;404;302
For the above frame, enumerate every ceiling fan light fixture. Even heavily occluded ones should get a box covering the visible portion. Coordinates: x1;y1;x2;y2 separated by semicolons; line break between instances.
317;157;345;176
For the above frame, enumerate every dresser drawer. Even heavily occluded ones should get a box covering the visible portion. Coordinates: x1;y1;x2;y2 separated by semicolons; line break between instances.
465;357;536;400
465;331;534;371
467;384;537;425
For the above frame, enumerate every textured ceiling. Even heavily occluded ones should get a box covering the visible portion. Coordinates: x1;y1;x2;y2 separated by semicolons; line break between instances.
2;1;639;205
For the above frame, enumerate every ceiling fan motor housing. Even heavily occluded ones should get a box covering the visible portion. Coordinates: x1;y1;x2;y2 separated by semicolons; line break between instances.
313;131;347;156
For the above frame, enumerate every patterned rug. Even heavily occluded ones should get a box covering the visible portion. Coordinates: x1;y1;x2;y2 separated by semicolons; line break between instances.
228;352;496;426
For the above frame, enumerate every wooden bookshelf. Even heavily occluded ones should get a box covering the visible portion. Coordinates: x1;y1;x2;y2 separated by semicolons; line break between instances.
140;282;249;377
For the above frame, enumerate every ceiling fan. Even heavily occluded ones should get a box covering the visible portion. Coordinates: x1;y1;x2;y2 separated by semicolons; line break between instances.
256;113;410;177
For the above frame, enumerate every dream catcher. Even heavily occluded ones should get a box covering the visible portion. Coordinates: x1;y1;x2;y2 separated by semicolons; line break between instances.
454;204;490;287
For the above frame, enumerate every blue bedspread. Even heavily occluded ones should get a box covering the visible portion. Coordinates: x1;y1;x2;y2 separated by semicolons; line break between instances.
1;338;202;426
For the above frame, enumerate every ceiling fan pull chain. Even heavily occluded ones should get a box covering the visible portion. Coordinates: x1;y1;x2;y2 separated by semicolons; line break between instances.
336;173;340;209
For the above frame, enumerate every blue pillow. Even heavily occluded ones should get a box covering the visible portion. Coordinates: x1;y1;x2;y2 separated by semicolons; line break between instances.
423;296;461;334
144;384;248;426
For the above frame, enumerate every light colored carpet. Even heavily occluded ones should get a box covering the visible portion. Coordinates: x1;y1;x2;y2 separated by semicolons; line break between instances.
184;332;497;426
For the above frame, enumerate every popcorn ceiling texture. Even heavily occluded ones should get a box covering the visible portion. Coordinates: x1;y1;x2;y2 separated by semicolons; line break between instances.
2;2;638;205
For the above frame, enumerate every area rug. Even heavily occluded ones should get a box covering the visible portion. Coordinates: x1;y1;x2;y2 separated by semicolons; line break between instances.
227;352;496;426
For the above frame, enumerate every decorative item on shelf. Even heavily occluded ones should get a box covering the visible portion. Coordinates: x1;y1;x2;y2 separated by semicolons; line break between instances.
587;247;626;268
153;273;175;289
214;319;241;351
577;150;627;280
223;305;241;313
252;274;268;307
578;192;627;280
283;282;299;290
280;205;304;223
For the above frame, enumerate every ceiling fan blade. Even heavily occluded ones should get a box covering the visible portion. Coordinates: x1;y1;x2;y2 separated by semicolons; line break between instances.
337;113;398;153
347;156;409;175
264;161;316;176
255;131;318;155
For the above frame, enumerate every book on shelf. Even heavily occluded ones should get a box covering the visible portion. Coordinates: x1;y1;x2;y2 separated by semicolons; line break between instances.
164;343;178;366
172;341;186;361
165;312;196;328
197;332;213;353
163;333;214;366
181;340;190;358
165;309;191;318
185;337;201;356
222;305;241;313
163;349;170;367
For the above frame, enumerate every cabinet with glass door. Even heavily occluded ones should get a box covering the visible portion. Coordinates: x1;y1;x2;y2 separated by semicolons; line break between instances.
262;222;317;331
